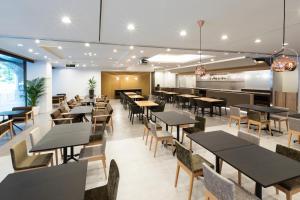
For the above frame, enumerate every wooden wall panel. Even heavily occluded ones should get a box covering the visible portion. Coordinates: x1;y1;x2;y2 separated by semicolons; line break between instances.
101;72;150;98
274;91;298;111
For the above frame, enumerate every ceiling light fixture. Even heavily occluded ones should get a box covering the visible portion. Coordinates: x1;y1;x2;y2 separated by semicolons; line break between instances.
113;49;117;53
195;20;206;77
271;0;298;72
84;43;90;47
129;46;134;50
17;44;23;47
82;64;87;67
140;50;144;54
221;35;228;40
61;16;71;24
254;39;261;44
180;30;187;37
166;48;171;52
35;39;40;44
210;58;215;62
58;46;62;50
44;55;48;59
127;23;135;31
93;53;97;56
131;55;136;59
28;48;33;53
34;52;39;55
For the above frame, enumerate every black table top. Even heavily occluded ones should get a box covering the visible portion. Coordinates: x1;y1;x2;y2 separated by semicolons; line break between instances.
234;104;286;114
70;106;93;114
0;161;88;200
188;131;254;152
31;123;91;152
216;145;300;187
0;110;25;116
152;111;197;126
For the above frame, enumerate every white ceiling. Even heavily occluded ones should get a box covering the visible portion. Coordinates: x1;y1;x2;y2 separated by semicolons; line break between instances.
0;0;299;71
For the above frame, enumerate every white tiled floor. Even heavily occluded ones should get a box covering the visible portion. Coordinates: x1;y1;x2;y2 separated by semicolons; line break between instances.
1;99;300;200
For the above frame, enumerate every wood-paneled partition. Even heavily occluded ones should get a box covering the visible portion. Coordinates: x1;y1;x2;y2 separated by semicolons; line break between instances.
101;72;151;99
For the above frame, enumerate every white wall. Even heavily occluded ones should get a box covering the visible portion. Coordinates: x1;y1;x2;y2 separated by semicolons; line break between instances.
177;75;196;88
27;61;52;113
154;71;176;88
52;68;101;99
273;67;298;92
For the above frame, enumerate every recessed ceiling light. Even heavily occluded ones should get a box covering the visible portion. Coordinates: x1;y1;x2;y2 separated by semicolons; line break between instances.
127;23;135;31
84;53;87;56
35;39;40;44
131;55;136;59
58;46;62;50
284;42;289;46
221;35;228;40
68;56;72;58
34;52;39;55
129;46;134;50
17;44;23;47
93;53;97;56
224;52;229;55
166;48;171;52
76;64;80;67
151;64;154;67
44;55;48;59
82;64;86;67
210;58;215;62
140;50;144;54
113;49;117;53
254;39;261;44
179;30;187;37
85;43;90;47
109;57;113;60
28;48;33;53
61;16;71;24
127;59;131;62
197;51;201;54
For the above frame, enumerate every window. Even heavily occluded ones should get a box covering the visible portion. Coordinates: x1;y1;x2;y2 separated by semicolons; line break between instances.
0;54;26;111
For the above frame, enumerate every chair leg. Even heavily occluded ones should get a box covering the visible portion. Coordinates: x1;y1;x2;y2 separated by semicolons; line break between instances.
238;119;241;130
288;131;292;147
238;171;242;185
274;120;277;128
101;159;107;179
228;117;232;127
145;131;149;145
143;127;146;140
149;136;153;150
181;132;185;143
276;188;279;195
55;149;59;165
154;139;158;157
286;120;289;130
279;121;281;132
174;164;180;187
247;122;251;133
189;139;193;151
286;193;292;200
188;175;194;200
258;124;262;137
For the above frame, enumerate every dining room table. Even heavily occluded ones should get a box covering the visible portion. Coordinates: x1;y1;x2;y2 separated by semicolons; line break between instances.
69;106;93;122
31;123;91;164
0;161;88;200
188;130;300;199
135;100;158;118
0;110;26;132
194;97;224;116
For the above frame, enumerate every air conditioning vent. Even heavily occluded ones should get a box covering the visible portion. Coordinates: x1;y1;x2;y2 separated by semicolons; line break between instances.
66;64;76;68
139;57;149;65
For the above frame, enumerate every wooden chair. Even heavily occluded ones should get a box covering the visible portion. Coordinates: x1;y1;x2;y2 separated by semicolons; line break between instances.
29;127;60;165
270;106;289;132
174;141;214;200
106;103;114;132
274;145;300;200
84;159;120;200
182;116;205;150
148;120;174;157
247;110;271;137
287;117;300;147
50;109;73;127
203;163;259;200
79;138;108;179
12;106;34;126
142;115;162;145
0;119;13;140
92;108;109;133
228;106;247;130
10;140;53;172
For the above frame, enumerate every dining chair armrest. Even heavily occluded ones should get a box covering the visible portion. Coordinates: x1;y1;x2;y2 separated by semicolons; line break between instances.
1;119;13;126
61;112;72;115
93;114;110;118
52;117;73;121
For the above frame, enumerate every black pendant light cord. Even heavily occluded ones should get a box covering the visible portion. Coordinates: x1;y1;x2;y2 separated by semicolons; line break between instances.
282;0;286;48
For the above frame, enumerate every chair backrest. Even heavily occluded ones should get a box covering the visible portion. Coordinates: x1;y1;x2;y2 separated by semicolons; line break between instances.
10;140;28;170
247;110;261;121
29;127;44;147
107;159;120;200
106;103;113;115
148;120;158;137
229;106;240;117
203;163;235;200
276;144;300;162
175;141;193;171
237;131;260;145
194;116;206;130
50;109;62;119
0;120;11;134
288;117;300;132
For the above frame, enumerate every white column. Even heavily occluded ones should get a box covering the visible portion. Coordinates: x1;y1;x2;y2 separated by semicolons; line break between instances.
27;61;52;113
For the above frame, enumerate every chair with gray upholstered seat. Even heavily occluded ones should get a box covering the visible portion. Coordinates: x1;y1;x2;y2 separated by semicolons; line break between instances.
228;106;247;130
148;120;174;157
79;137;108;179
174;141;213;200
247;110;271;137
10;140;53;172
84;159;120;200
287;117;300;147
142;115;162;145
182;116;206;150
274;144;300;200
203;163;259;200
270;106;289;132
